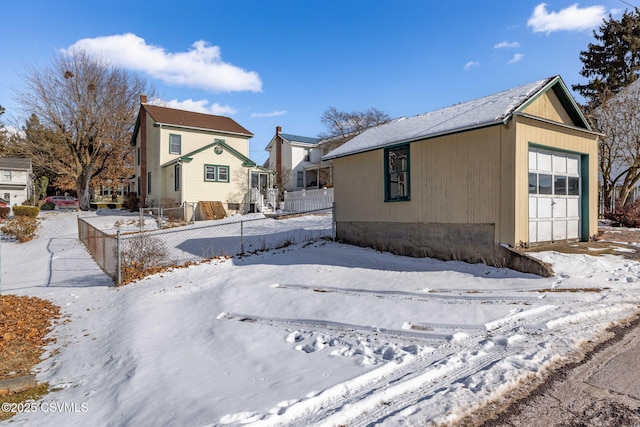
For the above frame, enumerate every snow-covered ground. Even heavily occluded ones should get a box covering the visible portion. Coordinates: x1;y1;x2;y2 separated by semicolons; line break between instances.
2;211;640;426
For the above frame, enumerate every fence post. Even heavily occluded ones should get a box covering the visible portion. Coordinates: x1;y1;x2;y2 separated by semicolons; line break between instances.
159;207;163;230
139;207;143;232
116;229;122;285
240;219;244;254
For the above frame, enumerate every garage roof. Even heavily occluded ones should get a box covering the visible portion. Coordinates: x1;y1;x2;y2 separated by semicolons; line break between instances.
324;76;591;160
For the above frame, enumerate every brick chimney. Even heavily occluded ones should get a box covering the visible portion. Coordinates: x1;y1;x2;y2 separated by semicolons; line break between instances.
140;94;147;103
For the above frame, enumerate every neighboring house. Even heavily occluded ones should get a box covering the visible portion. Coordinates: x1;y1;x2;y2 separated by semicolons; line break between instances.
131;96;273;217
324;76;599;273
265;127;332;193
0;158;33;208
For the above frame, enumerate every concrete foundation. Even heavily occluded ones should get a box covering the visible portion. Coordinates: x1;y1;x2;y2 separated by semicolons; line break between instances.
337;221;553;277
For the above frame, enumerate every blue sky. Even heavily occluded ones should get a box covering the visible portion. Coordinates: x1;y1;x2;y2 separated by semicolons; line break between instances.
0;1;632;164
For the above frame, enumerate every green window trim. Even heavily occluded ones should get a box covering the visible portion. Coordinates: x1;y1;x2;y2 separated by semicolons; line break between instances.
204;164;230;183
384;144;411;202
169;134;182;155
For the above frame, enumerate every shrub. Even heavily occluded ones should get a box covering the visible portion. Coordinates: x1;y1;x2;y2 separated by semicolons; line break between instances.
0;207;9;219
1;217;38;242
604;200;640;228
13;206;40;218
118;233;169;284
39;202;56;211
124;192;140;212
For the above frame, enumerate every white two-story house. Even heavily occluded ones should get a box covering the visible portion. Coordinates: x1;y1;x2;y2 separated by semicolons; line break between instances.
265;126;332;193
0;158;32;208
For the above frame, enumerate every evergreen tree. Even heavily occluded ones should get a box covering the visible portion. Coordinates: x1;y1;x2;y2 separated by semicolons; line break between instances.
573;9;640;106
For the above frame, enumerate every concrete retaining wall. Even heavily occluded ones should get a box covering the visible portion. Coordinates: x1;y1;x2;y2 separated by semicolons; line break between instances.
337;221;553;277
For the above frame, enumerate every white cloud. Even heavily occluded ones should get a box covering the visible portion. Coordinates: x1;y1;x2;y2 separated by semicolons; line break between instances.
528;3;606;33
64;33;262;93
494;41;520;49
250;110;288;118
164;99;238;116
464;61;480;71
508;53;524;64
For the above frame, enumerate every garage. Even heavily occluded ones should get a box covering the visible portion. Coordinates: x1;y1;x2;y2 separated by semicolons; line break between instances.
528;147;581;243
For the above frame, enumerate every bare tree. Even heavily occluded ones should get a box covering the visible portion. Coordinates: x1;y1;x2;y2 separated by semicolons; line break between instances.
319;106;391;152
0;105;7;152
273;166;292;201
13;49;151;210
590;82;640;208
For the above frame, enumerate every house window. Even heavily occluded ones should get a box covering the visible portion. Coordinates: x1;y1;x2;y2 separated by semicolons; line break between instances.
137;176;141;196
137;146;140;166
297;171;304;187
217;166;229;182
3;170;11;181
169;134;181;154
385;144;410;201
147;171;151;194
204;165;230;182
304;148;310;162
529;172;579;196
174;164;180;191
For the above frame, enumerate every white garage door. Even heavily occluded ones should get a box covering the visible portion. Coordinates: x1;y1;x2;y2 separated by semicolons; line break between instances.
528;148;581;243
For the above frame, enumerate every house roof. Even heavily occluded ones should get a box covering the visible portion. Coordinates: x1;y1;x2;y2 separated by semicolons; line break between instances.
0;158;32;170
280;133;321;145
131;104;253;145
264;131;321;151
324;76;592;160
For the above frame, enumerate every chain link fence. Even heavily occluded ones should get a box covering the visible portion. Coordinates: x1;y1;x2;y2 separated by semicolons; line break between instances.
79;207;335;285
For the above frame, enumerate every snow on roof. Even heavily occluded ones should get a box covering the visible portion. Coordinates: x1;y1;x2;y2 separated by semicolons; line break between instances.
324;77;556;160
280;133;321;145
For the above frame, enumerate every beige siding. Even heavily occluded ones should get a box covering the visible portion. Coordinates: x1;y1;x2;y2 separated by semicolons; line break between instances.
521;90;575;126
161;164;181;206
513;116;599;244
334;126;505;230
181;148;250;205
146;112;161;205
143;116;253;207
499;121;517;245
157;127;250;166
334;117;598;247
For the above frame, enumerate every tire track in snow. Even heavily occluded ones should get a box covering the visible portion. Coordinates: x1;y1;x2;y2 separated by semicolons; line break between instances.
217;312;452;343
217;292;634;425
332;346;522;427
272;283;545;304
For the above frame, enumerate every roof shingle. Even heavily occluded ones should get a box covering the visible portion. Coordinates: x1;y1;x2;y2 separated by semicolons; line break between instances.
0;158;32;170
143;104;253;137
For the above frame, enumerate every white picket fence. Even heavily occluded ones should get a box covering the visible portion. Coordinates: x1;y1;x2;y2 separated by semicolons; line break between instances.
283;188;334;213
